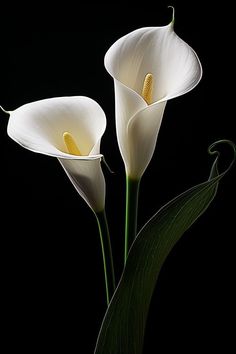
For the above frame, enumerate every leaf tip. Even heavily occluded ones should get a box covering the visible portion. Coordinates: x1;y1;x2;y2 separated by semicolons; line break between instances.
208;139;236;174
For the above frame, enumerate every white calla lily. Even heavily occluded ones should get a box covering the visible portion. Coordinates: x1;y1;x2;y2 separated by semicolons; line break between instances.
105;18;202;179
7;96;106;212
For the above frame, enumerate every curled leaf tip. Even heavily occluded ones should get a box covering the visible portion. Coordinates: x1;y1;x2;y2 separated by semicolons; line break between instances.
208;139;236;172
0;105;11;115
208;139;236;155
168;5;175;25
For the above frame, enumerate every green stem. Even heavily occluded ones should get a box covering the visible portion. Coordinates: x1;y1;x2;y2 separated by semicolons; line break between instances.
95;210;116;306
124;176;141;265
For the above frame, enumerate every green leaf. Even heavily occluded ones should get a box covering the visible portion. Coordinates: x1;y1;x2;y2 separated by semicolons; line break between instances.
94;140;236;354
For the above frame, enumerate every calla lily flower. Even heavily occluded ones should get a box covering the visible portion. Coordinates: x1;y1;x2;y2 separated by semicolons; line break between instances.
7;96;106;212
105;17;202;179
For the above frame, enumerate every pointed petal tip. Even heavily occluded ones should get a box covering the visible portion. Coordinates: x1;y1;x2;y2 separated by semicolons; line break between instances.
0;105;11;115
102;156;115;174
168;5;175;26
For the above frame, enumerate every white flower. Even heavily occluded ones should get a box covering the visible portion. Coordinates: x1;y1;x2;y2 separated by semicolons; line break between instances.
7;96;106;212
105;18;202;179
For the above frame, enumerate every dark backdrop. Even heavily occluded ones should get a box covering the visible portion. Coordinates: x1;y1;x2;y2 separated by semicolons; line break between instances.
1;1;235;353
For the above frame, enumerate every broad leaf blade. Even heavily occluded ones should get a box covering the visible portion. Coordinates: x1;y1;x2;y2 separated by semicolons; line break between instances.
94;140;235;354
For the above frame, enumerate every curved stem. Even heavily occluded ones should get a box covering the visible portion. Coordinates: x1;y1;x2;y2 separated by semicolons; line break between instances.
95;210;116;306
124;176;141;265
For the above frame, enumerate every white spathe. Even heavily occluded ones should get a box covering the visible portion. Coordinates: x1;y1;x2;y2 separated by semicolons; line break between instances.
105;21;202;179
7;96;106;212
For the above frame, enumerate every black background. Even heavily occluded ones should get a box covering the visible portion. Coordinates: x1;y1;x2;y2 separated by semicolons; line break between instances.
1;1;235;353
